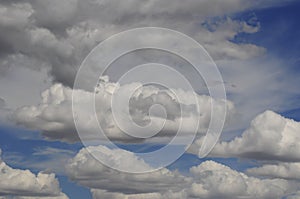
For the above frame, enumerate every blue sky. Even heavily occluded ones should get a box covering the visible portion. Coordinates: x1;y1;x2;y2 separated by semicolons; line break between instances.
1;1;300;199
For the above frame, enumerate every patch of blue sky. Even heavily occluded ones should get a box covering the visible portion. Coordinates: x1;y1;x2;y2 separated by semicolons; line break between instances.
232;1;300;65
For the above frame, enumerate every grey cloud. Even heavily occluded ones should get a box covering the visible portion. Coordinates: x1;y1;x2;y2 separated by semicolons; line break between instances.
0;98;5;108
0;0;272;87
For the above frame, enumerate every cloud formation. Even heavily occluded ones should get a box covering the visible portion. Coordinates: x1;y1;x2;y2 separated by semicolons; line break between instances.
190;110;300;161
14;78;234;143
67;145;300;199
0;0;271;87
0;149;68;198
247;162;300;180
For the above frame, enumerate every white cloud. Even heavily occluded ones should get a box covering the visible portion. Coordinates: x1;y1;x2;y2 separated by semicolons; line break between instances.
1;0;298;129
0;194;69;199
67;146;300;199
14;78;234;143
188;160;298;199
0;150;68;198
91;190;162;199
247;162;300;180
190;110;300;161
66;145;188;194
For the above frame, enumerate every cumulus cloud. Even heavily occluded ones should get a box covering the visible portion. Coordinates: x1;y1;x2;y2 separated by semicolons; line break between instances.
14;77;235;143
66;145;188;194
188;161;298;199
1;0;298;133
190;110;300;161
0;194;69;199
67;145;300;199
247;162;300;180
0;150;68;198
0;0;272;87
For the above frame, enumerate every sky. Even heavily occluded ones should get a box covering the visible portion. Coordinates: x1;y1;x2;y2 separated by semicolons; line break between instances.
1;0;300;199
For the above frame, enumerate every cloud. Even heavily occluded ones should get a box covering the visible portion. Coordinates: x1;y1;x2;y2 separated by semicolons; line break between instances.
1;0;298;132
0;194;69;199
0;98;5;108
217;58;300;132
67;145;300;199
14;78;235;143
0;2;33;29
190;110;300;162
247;162;300;180
0;0;272;87
3;147;76;175
66;145;188;194
0;150;68;198
187;161;298;199
31;0;78;28
91;190;164;199
286;192;300;199
0;54;52;105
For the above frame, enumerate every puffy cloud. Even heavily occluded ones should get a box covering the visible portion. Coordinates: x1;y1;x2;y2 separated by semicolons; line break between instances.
66;145;188;194
0;194;69;199
0;0;273;87
0;150;68;198
188;161;298;199
91;190;163;199
14;78;235;143
91;189;186;199
2;0;298;130
192;110;300;161
247;162;300;180
67;146;300;199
